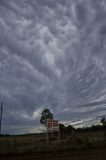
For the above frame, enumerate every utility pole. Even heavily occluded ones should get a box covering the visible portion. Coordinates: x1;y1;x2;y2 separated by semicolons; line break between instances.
0;102;3;135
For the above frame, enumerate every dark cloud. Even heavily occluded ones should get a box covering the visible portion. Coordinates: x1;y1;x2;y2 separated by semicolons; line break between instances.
0;0;106;134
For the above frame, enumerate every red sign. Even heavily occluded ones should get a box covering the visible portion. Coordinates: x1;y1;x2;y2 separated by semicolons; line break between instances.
47;120;59;131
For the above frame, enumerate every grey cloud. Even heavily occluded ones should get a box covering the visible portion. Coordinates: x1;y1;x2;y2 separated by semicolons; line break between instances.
0;0;106;134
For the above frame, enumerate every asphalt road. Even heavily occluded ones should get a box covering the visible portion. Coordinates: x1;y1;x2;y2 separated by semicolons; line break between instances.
0;147;106;160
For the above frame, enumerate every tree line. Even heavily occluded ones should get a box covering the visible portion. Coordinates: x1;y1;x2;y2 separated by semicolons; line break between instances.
40;109;106;135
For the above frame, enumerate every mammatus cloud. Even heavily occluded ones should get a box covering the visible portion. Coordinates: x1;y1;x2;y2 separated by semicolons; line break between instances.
0;0;106;134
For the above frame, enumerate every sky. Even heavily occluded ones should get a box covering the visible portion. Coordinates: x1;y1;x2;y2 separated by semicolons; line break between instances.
0;0;106;134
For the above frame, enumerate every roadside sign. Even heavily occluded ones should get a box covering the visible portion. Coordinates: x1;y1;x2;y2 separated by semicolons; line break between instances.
47;120;59;132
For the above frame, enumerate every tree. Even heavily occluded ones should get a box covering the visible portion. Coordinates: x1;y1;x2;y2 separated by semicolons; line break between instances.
59;123;65;132
66;125;74;133
100;117;106;126
40;109;53;125
59;123;74;137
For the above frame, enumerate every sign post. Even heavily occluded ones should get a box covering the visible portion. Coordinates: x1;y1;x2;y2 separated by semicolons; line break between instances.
45;120;49;144
46;120;60;143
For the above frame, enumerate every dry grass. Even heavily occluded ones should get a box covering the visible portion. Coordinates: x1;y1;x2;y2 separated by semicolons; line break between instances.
0;130;106;154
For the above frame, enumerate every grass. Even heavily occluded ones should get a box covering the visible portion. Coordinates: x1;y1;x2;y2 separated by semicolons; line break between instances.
0;130;106;154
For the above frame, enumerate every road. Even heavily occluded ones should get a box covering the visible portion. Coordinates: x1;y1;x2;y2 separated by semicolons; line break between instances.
0;147;106;160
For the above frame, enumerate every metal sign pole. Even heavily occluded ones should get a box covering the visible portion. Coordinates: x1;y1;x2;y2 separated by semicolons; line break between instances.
46;123;49;144
45;119;49;144
58;126;60;143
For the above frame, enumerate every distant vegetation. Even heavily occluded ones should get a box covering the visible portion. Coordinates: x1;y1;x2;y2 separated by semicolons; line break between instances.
59;116;106;136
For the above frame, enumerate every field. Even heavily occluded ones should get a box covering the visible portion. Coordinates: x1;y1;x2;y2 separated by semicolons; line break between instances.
0;130;106;160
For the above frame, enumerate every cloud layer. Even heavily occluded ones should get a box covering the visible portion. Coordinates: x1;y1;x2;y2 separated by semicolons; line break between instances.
0;0;106;134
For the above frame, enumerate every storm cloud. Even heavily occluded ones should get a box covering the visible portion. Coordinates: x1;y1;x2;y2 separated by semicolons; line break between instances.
0;0;106;134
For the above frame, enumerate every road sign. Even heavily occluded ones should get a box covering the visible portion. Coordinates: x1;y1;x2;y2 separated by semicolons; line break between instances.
47;120;59;132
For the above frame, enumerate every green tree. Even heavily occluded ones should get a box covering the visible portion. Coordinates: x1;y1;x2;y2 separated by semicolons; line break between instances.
100;117;106;126
66;125;74;133
40;109;53;125
59;123;65;137
59;124;74;137
59;123;65;132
